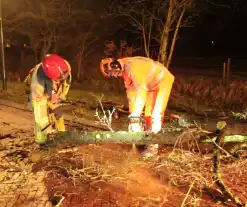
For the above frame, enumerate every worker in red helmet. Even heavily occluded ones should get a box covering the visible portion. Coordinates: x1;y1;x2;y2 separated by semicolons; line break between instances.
24;54;72;148
100;56;175;158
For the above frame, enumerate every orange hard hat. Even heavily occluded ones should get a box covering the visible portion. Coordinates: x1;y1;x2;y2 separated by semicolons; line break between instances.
100;58;122;77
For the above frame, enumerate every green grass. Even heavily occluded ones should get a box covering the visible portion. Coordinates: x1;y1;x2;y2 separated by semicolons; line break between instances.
67;88;126;104
0;80;127;105
0;81;27;103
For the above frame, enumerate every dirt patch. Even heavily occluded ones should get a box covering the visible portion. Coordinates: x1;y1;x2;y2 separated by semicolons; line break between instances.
31;145;172;206
1;99;247;206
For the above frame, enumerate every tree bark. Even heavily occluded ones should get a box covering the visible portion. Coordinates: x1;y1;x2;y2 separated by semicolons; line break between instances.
77;51;83;81
166;7;185;69
142;11;148;57
20;49;25;81
53;129;189;146
52;130;247;147
158;0;173;64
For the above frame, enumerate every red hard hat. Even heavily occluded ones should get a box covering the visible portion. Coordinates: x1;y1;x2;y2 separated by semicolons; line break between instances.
42;54;69;80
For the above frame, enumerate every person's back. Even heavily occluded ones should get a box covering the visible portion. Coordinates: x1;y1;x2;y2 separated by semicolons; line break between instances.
30;64;52;103
121;56;166;91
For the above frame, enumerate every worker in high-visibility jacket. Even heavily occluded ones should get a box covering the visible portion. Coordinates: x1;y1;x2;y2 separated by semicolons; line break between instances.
100;56;175;157
24;54;72;147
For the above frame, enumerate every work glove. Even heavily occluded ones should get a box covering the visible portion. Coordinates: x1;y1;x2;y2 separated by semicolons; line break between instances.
51;90;59;102
144;116;152;132
128;116;143;132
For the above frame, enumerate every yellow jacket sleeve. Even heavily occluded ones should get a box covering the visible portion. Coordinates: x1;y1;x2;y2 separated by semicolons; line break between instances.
131;87;148;116
56;60;72;101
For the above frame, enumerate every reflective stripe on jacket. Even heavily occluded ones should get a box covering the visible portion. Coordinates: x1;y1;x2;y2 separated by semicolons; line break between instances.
122;56;166;91
122;56;167;116
27;61;72;129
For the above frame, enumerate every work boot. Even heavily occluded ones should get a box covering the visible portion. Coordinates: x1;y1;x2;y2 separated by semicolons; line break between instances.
141;144;159;159
38;143;49;151
37;139;56;151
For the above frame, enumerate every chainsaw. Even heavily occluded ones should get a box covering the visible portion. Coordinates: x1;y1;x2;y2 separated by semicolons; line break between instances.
128;116;150;132
128;114;190;132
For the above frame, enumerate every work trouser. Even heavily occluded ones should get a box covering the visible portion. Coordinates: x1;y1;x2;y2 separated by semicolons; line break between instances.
126;70;174;130
34;121;48;144
49;105;66;133
33;106;66;144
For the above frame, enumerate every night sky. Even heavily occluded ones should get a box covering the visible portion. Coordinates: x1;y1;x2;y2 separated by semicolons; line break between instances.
112;0;247;58
181;0;247;58
3;0;247;58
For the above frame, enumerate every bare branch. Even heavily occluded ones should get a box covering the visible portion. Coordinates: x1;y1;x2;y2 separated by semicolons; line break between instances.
205;0;231;9
4;0;97;62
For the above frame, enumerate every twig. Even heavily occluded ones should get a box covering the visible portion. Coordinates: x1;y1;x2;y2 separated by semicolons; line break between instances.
180;178;195;207
91;93;115;132
212;121;244;207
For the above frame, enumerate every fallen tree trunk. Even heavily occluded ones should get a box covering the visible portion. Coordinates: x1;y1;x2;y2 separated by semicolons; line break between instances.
201;135;247;143
52;129;195;146
51;124;247;147
52;130;247;146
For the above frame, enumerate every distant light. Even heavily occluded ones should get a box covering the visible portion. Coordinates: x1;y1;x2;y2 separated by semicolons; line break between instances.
24;44;27;47
6;43;10;47
211;41;215;44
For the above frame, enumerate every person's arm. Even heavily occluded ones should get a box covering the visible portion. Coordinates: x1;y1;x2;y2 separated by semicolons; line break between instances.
129;86;148;117
127;64;149;117
57;61;72;101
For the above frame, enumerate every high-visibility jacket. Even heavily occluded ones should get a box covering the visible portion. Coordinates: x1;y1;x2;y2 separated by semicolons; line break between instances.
24;61;72;131
120;56;174;118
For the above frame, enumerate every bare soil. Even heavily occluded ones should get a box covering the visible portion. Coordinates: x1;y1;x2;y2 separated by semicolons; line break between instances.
1;100;247;207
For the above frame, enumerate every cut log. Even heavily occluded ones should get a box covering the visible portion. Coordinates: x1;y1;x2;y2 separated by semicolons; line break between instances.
51;127;210;146
51;124;247;147
201;135;247;143
53;131;247;146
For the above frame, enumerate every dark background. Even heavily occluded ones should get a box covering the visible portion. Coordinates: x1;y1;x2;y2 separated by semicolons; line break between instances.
2;0;247;85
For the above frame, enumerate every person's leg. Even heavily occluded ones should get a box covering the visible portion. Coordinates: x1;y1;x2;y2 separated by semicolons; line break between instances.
32;99;49;144
142;70;175;159
34;121;47;144
142;89;159;158
152;70;175;133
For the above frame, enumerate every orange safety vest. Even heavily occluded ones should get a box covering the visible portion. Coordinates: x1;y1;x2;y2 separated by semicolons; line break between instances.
120;56;174;118
121;56;166;91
